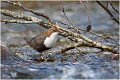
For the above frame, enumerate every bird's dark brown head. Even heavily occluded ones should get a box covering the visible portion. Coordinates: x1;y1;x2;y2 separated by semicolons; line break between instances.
44;26;59;37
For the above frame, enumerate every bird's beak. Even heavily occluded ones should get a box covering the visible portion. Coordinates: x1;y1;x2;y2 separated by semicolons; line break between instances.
55;22;62;30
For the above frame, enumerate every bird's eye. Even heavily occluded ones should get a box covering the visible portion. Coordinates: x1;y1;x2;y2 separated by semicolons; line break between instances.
53;29;56;31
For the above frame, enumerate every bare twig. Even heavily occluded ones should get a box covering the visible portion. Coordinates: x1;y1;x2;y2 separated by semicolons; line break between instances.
79;1;92;32
58;21;119;46
61;40;118;54
1;9;43;22
103;36;119;46
1;9;117;47
106;1;109;8
1;19;40;24
66;37;84;55
58;26;119;54
59;1;119;46
79;0;90;3
96;1;119;24
3;0;51;21
109;1;119;14
59;1;81;34
59;2;74;26
81;1;91;25
1;7;119;54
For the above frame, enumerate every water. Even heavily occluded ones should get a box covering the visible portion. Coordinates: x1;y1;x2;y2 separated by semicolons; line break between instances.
1;1;119;79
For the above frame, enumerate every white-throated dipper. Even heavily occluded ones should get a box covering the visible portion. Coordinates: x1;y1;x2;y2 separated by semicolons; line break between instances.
24;26;59;61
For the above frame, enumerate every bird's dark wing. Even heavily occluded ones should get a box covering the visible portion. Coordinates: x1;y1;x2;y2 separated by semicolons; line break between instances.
24;34;48;52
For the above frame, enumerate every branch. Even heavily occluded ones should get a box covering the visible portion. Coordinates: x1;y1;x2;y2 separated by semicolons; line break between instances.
59;1;81;34
2;1;119;45
61;40;118;54
1;9;43;22
58;21;119;46
59;1;75;27
79;1;91;25
59;2;119;46
58;26;119;54
3;0;51;21
65;37;84;55
109;1;119;14
1;8;119;54
1;19;40;24
96;1;119;24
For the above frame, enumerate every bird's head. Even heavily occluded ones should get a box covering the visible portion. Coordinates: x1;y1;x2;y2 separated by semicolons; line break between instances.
44;25;60;37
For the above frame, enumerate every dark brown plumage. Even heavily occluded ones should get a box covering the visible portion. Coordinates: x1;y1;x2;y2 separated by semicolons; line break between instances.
24;26;59;52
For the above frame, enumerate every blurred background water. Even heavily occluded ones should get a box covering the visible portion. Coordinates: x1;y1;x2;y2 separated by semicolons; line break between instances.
1;1;119;79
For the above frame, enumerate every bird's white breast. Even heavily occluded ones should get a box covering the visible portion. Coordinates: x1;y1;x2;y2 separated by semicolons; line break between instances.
44;32;58;48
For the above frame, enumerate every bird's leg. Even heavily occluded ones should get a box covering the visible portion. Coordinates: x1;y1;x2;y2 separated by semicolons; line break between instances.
40;52;44;60
45;53;47;62
43;51;48;62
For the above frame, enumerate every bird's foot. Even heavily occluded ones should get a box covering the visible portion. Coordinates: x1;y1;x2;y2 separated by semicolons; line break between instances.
44;58;48;62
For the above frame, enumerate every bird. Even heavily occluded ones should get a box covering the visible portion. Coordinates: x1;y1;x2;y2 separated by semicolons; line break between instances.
24;26;59;61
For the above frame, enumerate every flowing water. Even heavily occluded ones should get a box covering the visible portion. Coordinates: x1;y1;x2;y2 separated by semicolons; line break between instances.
1;1;119;79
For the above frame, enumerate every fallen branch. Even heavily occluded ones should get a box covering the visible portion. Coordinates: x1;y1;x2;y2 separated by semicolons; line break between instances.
58;21;119;46
65;37;84;55
61;40;118;54
58;1;119;46
1;9;119;54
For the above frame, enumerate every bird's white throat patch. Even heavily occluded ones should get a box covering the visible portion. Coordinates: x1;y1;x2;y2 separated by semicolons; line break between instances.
44;32;58;48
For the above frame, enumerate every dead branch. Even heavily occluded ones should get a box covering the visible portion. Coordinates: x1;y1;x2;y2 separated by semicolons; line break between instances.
109;1;119;14
59;1;80;34
59;1;83;53
80;1;91;25
59;2;74;26
1;9;43;22
58;2;119;46
1;19;40;24
61;40;118;54
3;0;51;21
1;2;119;55
96;1;119;24
58;20;119;46
65;37;84;55
3;0;119;47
